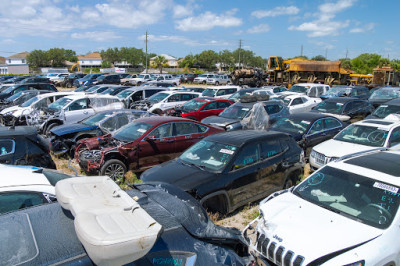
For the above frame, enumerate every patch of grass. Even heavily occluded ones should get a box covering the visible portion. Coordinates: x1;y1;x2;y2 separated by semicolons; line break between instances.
240;204;259;225
119;171;142;190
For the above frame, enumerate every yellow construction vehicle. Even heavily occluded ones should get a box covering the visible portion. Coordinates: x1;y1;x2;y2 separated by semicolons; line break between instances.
69;62;80;72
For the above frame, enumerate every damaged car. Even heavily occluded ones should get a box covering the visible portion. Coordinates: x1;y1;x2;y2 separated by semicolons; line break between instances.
141;130;304;214
0;126;56;169
76;116;223;181
0;92;77;126
0;176;250;265
201;96;289;131
243;148;400;266
0;90;51;112
25;94;124;134
50;109;155;156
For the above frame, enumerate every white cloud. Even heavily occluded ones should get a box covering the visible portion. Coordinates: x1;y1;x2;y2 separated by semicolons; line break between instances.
173;0;199;18
175;9;242;31
138;34;230;46
247;24;270;34
251;6;300;18
289;0;357;37
71;31;122;42
315;41;335;50
350;23;375;33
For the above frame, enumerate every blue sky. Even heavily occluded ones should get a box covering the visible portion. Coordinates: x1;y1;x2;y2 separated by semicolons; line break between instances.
0;0;398;60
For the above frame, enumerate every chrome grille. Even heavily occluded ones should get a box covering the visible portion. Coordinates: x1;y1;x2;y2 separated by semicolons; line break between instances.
313;150;326;165
256;233;305;266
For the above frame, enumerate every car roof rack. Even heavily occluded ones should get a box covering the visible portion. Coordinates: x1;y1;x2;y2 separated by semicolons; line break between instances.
55;176;162;265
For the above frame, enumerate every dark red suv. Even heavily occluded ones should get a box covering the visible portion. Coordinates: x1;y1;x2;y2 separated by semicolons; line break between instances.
75;116;223;182
172;97;233;121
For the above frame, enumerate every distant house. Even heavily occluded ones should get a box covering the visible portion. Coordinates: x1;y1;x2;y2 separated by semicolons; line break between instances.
78;52;102;69
150;54;178;68
0;51;30;74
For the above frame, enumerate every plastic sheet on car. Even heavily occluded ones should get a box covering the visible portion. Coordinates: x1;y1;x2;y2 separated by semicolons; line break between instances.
240;102;270;130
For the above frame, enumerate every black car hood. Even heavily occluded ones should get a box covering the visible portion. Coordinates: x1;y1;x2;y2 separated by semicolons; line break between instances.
51;123;98;136
201;116;239;127
142;160;217;192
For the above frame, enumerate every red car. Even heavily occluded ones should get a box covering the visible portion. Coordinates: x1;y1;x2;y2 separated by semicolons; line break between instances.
75;116;223;182
173;97;233;121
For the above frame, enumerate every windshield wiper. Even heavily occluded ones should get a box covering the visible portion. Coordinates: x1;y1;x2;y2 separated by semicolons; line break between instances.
179;159;206;171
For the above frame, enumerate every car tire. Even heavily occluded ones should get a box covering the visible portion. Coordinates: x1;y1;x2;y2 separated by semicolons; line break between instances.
100;159;127;184
202;194;228;215
45;123;60;137
215;81;219;85
283;170;301;189
137;82;142;86
66;82;72;88
152;109;163;115
202;80;206;84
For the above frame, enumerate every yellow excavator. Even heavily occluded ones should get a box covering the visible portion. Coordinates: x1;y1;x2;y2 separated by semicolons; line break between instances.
69;62;80;72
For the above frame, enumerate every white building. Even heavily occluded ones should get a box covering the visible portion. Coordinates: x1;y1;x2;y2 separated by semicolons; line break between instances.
0;51;30;74
78;52;102;68
150;54;178;68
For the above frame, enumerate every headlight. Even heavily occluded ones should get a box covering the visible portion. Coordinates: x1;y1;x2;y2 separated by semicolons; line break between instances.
310;149;316;158
343;260;365;266
226;125;233;131
5;110;17;116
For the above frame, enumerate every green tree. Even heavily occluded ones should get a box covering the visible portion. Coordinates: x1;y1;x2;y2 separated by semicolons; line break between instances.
27;50;50;68
351;53;381;74
100;48;120;65
119;47;145;67
197;50;218;71
218;50;235;69
101;60;112;68
339;58;352;70
178;53;197;68
47;48;68;67
64;49;78;62
151;55;168;73
311;55;327;61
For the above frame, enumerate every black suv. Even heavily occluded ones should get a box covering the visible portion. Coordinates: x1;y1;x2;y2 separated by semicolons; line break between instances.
62;73;86;88
18;77;50;84
0;83;57;101
93;74;120;85
141;130;304;214
0;126;56;169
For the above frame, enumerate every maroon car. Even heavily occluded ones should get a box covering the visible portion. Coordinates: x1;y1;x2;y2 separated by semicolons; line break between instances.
171;97;233;121
75;116;223;182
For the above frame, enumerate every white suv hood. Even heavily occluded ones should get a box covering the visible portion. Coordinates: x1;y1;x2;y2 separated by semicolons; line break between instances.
1;106;29;117
313;139;378;158
258;192;381;264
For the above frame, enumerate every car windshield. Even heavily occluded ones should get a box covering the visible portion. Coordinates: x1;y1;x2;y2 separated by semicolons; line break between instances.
198;74;206;77
86;85;101;92
6;91;23;102
283;98;291;106
372;104;400;118
181;99;205;112
271;117;310;134
313;101;344;114
81;112;111;126
148;92;169;103
21;96;39;107
112;121;152;141
369;89;400;100
138;74;146;78
48;97;73;111
229;90;251;101
116;90;133;99
202;89;217;97
289;85;308;94
180;140;237;172
219;104;251;119
334;124;388;147
293;166;400;229
2;85;18;94
325;87;350;95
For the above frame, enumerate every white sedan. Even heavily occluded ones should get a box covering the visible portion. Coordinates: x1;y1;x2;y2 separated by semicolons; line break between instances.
282;94;322;114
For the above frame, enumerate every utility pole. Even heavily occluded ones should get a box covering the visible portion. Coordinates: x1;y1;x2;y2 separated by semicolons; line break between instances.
145;31;148;74
238;39;242;69
345;48;348;59
300;45;303;57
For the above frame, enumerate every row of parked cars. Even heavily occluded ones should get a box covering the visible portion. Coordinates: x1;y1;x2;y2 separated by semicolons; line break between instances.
1;79;400;265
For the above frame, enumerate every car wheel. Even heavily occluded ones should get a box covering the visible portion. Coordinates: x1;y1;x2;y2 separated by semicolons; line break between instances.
137;82;142;86
202;80;206;84
100;159;127;184
283;170;301;189
66;82;72;88
215;81;219;85
202;194;228;215
45;123;60;137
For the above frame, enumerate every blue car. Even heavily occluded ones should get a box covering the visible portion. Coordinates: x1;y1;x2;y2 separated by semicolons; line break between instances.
320;85;370;100
49;109;155;155
73;73;103;87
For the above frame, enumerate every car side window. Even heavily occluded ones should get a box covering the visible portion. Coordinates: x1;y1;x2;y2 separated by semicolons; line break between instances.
168;95;180;102
150;123;172;138
260;141;282;159
181;94;194;101
232;143;260;170
389;127;400;147
265;104;281;114
291;98;303;106
317;87;325;95
16;86;28;92
174;122;202;135
0;140;15;156
216;90;226;96
308;120;324;135
309;87;318;97
131;91;143;102
0;192;47;214
217;101;231;109
228;89;237;94
343;102;354;113
145;90;160;98
203;102;217;110
68;98;88;111
324;118;342;129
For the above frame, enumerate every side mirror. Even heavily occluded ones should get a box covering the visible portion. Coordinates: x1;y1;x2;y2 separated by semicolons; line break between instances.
146;135;156;141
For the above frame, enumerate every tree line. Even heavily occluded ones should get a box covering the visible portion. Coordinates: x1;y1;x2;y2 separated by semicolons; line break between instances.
26;46;399;75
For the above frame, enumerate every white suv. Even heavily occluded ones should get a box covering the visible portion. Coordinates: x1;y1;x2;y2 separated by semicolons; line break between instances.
310;118;400;169
207;74;231;85
193;73;218;84
201;86;241;99
244;147;400;266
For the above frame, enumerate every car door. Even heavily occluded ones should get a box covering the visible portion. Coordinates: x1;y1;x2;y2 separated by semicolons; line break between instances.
228;142;261;208
289;97;305;113
173;121;207;152
199;101;219;120
64;98;94;123
304;119;329;153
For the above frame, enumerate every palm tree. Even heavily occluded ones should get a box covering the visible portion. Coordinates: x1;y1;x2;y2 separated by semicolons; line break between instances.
151;55;168;73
